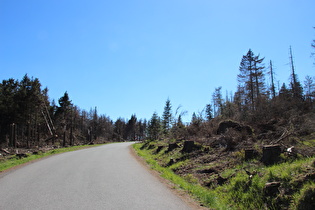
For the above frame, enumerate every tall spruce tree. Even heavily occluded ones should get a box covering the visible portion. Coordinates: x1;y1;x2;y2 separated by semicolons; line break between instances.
279;83;291;99
148;112;161;140
205;104;213;121
125;114;137;141
137;119;147;141
162;98;172;135
57;92;72;114
212;87;223;117
56;92;72;146
237;49;265;111
113;118;126;141
304;75;315;108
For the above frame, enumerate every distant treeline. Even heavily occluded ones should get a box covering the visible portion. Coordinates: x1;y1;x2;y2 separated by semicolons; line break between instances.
1;47;314;147
0;74;147;147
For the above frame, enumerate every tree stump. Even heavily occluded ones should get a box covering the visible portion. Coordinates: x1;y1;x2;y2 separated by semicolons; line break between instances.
147;144;155;150
245;149;257;161
155;146;164;154
167;143;179;152
181;141;195;153
264;182;280;197
16;153;28;159
167;158;176;166
262;145;281;165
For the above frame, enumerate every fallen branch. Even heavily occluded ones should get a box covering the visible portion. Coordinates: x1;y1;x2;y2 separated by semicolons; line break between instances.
0;148;11;155
271;129;291;145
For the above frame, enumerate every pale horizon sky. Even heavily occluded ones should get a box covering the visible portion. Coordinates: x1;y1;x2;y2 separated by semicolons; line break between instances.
1;0;314;122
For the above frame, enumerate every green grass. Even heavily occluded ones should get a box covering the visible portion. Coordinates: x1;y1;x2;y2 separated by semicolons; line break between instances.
291;182;315;209
301;139;315;147
0;144;104;172
215;172;265;209
216;156;315;209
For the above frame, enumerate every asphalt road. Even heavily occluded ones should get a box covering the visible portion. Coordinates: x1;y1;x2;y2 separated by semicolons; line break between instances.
0;142;193;210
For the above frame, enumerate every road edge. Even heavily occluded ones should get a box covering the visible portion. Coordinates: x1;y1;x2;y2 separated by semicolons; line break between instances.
129;144;209;210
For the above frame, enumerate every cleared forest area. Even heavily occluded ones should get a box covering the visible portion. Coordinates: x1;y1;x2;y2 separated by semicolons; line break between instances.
1;46;315;209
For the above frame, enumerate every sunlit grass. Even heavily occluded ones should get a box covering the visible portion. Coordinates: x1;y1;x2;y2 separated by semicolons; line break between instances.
291;182;315;209
216;156;315;209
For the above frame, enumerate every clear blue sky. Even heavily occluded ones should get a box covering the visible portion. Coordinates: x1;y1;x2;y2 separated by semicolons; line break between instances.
1;0;314;122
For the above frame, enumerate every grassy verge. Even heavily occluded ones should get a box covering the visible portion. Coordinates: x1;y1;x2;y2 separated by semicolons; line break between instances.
133;143;224;209
133;141;315;210
0;144;104;172
215;157;315;209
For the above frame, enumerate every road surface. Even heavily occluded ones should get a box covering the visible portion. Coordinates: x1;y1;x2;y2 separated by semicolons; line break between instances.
0;142;194;210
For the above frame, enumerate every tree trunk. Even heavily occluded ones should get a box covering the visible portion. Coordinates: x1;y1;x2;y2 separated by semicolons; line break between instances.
27;122;30;149
70;126;73;146
9;123;17;148
270;60;276;99
63;131;66;147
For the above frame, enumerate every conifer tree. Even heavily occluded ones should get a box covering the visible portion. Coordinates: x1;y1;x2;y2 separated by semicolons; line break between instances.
125;114;137;141
0;78;19;143
90;107;98;141
56;92;72;146
304;75;315;108
113;118;126;141
237;49;265;111
205;104;213;121
162;98;172;135
212;87;223;117
137;119;147;141
57;92;72;114
279;83;291;101
147;112;161;140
